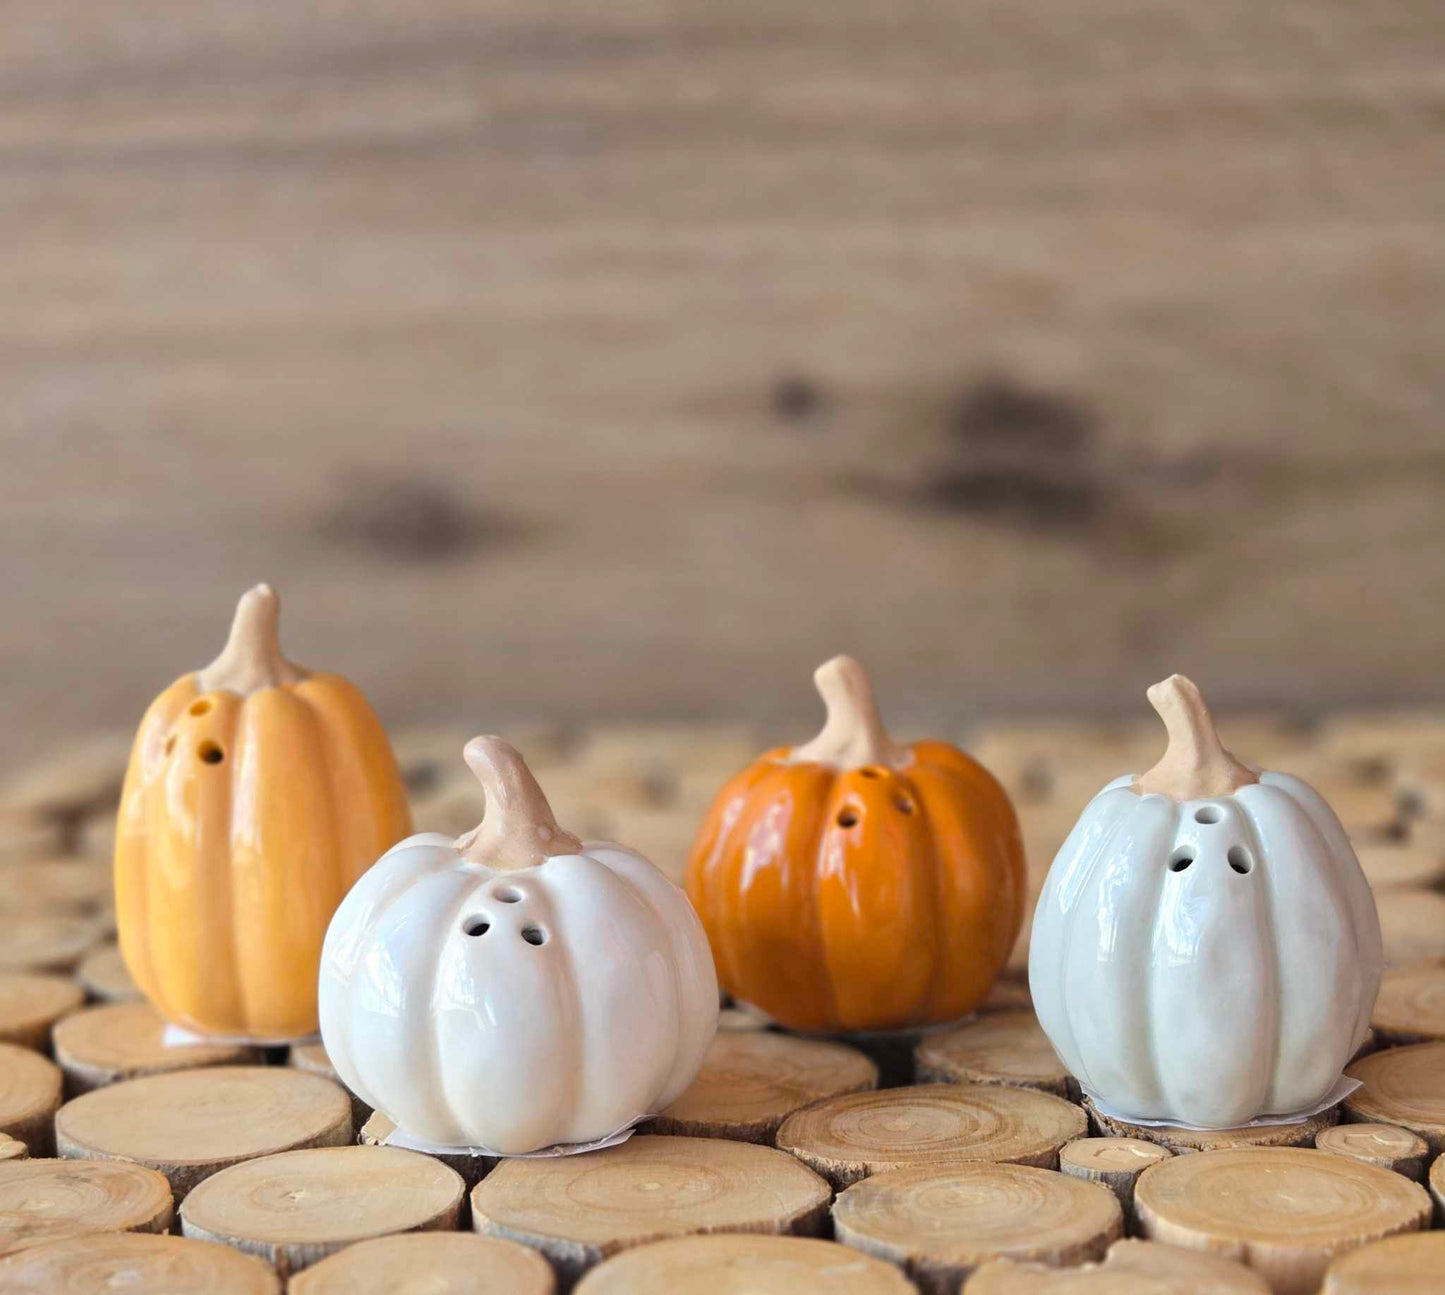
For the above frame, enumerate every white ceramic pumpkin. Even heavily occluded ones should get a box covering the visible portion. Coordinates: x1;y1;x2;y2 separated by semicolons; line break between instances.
1029;675;1382;1129
319;736;718;1154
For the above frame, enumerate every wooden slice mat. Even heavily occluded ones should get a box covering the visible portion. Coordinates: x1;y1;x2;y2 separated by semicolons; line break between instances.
1371;963;1445;1045
0;918;97;975
73;947;137;1004
832;1162;1122;1295
1430;1154;1444;1224
1321;1230;1445;1294
180;1145;464;1278
776;1084;1086;1189
0;1159;171;1258
288;1232;555;1295
574;1233;914;1294
967;1238;1271;1293
913;1010;1074;1098
1355;841;1445;893
1058;1138;1171;1227
1134;1147;1431;1295
289;1042;369;1130
0;974;83;1050
0;861;110;917
981;979;1034;1013
644;1031;878;1144
1083;1097;1338;1155
358;1110;495;1188
0;1231;280;1294
0;1141;26;1164
1375;889;1445;965
470;1134;830;1287
1314;1123;1428;1181
55;1066;352;1202
1345;1041;1445;1152
0;1046;61;1157
52;1002;259;1095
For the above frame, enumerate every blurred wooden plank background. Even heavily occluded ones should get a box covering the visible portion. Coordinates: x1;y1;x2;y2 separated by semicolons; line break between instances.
2;0;1443;772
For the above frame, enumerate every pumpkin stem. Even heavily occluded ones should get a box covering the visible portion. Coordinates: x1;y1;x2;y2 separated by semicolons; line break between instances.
788;655;910;770
1134;674;1258;800
456;736;583;870
197;584;308;696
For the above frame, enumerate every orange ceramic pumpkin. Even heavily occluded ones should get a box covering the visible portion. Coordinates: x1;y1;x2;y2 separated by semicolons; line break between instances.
685;655;1025;1032
115;584;412;1040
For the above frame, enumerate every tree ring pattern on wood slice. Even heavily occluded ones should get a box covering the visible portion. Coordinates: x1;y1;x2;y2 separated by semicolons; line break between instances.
75;946;139;1003
574;1233;916;1294
179;1145;465;1278
966;1238;1272;1293
1057;1138;1171;1227
55;1066;352;1203
776;1084;1086;1189
0;1045;62;1157
0;1140;26;1164
470;1134;830;1287
0;1231;282;1294
52;1002;258;1095
1134;1147;1431;1295
0;918;98;975
288;1042;369;1132
643;1031;878;1144
357;1110;495;1188
1370;963;1445;1045
1345;1041;1445;1152
1314;1123;1428;1181
913;1010;1075;1098
1083;1097;1339;1155
0;1158;173;1258
1375;890;1445;966
1321;1230;1445;1294
0;974;84;1050
832;1162;1122;1295
287;1232;556;1295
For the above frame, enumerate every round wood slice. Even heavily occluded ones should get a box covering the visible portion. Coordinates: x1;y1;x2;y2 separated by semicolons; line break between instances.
776;1084;1087;1189
0;814;62;865
914;1010;1074;1098
1429;1147;1444;1224
470;1134;830;1287
981;979;1034;1013
644;1031;878;1144
1315;1123;1428;1181
0;1140;27;1164
1322;1231;1445;1295
0;1046;62;1157
574;1233;915;1294
832;1161;1122;1295
73;946;138;1004
1345;1041;1445;1152
1371;963;1445;1045
0;861;111;917
0;1231;281;1294
180;1145;464;1278
289;1231;556;1295
289;1042;369;1130
0;734;130;824
0;1158;172;1258
0;918;98;975
1355;842;1445;892
52;1002;258;1095
1375;889;1445;965
0;974;83;1050
357;1109;495;1188
55;1066;352;1202
967;1238;1271;1293
1083;1096;1339;1155
1134;1147;1431;1295
716;1004;771;1032
1058;1138;1172;1227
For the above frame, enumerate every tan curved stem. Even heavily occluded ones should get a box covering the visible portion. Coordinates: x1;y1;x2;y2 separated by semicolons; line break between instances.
1134;674;1257;799
787;655;910;770
456;736;582;870
197;584;308;695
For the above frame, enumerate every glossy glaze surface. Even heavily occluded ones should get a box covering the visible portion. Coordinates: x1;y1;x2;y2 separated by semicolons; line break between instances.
319;832;719;1154
115;671;412;1039
687;739;1026;1033
1029;771;1382;1127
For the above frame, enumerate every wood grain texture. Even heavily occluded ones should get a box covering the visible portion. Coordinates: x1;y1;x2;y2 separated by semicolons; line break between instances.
1322;1232;1445;1295
968;1239;1271;1294
1345;1042;1445;1153
4;2;1445;775
0;1159;173;1259
1084;1098;1339;1156
289;1233;555;1295
0;1232;282;1294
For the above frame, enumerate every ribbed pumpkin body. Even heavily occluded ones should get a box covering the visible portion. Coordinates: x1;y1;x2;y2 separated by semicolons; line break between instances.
686;740;1026;1032
116;671;412;1039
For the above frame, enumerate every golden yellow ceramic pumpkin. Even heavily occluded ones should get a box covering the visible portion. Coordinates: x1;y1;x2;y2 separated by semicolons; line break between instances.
115;584;411;1040
686;656;1026;1033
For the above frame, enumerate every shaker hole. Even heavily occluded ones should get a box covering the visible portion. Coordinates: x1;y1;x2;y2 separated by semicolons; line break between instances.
463;916;490;936
837;809;859;828
198;741;224;765
189;699;212;717
164;736;177;756
1194;806;1222;824
1229;845;1253;874
494;887;523;903
1168;848;1195;873
860;767;883;779
521;926;547;946
894;797;915;814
